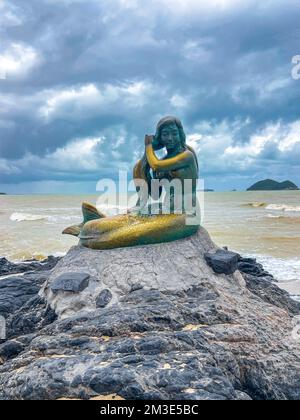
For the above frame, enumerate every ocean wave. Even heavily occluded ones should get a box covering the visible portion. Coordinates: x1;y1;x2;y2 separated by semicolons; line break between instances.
266;204;300;212
248;254;300;284
10;212;81;223
10;213;48;222
264;215;300;226
266;214;284;219
242;202;300;212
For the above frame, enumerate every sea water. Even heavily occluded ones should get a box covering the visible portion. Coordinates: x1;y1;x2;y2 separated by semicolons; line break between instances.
0;191;299;298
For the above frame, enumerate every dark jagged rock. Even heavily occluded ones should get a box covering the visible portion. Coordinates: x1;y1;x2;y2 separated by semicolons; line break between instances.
0;340;24;361
205;249;239;275
237;256;274;280
214;251;275;281
244;274;300;315
5;295;57;340
50;272;90;294
0;256;61;277
0;272;49;319
0;228;299;401
96;289;113;308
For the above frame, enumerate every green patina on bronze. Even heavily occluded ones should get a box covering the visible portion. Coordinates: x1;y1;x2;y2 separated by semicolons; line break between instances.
63;116;200;249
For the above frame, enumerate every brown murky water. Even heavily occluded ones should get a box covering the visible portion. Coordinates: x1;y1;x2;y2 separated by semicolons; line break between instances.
0;191;299;298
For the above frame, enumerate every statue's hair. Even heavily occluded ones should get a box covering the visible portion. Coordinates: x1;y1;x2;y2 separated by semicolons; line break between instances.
153;116;186;150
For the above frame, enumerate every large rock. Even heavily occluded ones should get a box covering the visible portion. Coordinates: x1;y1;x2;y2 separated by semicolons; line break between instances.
0;256;60;277
244;274;300;315
204;249;239;275
4;295;57;341
40;226;223;319
0;273;49;319
50;272;90;294
0;227;299;400
237;257;274;280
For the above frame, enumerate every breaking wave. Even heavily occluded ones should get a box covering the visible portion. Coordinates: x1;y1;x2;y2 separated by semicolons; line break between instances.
10;213;48;222
254;254;300;284
265;204;300;212
243;202;300;212
10;212;81;223
265;214;300;222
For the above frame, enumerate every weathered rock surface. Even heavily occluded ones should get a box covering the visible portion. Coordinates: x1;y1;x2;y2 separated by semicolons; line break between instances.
205;249;239;275
96;289;113;308
205;250;275;281
50;272;90;294
0;256;60;277
0;273;49;319
237;256;274;280
244;274;300;316
0;227;299;400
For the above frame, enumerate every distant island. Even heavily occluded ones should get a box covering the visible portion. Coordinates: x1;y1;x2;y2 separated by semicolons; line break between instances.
247;179;299;191
0;192;6;195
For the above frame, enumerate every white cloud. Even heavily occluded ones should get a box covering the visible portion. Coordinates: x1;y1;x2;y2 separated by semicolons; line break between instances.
39;81;156;121
120;0;247;14
1;118;299;186
0;129;133;178
0;158;20;175
184;118;300;176
0;0;23;27
170;94;189;108
225;121;300;158
0;43;39;80
277;120;300;152
39;84;100;120
46;136;105;171
182;40;213;63
185;120;249;174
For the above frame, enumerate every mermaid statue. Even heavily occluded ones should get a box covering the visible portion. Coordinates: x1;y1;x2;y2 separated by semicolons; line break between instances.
63;116;200;249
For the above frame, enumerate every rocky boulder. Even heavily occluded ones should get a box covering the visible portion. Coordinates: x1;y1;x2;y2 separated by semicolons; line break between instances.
0;256;61;277
0;273;49;319
204;249;239;275
0;227;299;400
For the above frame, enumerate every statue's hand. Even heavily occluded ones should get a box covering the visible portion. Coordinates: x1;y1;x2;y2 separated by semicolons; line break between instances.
145;135;154;146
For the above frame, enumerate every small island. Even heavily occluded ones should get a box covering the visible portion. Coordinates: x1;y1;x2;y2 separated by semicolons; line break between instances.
247;179;299;191
0;193;6;195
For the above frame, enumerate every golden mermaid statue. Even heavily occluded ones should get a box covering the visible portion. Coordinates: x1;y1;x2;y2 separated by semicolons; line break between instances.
63;116;200;250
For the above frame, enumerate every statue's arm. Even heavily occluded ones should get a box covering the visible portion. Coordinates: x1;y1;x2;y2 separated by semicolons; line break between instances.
145;135;193;171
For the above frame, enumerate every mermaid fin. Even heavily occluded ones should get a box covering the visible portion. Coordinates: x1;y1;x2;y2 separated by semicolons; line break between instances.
62;224;83;237
82;202;106;223
63;203;106;237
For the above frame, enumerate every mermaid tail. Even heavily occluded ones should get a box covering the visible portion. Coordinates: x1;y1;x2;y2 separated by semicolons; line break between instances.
62;202;106;237
63;202;199;249
78;213;199;250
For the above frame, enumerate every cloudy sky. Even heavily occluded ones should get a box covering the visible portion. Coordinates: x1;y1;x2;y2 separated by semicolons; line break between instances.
0;0;300;193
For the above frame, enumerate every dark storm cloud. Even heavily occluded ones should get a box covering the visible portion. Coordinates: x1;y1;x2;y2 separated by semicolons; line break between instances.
0;0;300;191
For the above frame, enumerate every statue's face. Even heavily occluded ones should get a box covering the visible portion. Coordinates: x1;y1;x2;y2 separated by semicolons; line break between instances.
160;123;181;150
